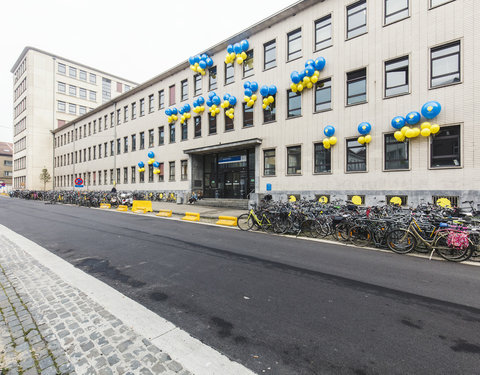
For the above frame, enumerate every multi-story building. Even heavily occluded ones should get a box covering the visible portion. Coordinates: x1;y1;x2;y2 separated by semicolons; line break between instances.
52;0;479;206
11;47;138;190
0;142;13;191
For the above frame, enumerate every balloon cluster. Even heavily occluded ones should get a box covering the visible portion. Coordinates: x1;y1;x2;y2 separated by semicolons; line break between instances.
322;126;337;149
221;94;237;119
259;85;277;110
137;161;145;173
147;151;155;165
290;57;326;93
188;54;213;75
179;104;192;125
391;101;441;142
243;81;259;107
206;92;221;117
225;40;249;65
193;96;205;114
165;107;178;124
357;122;372;145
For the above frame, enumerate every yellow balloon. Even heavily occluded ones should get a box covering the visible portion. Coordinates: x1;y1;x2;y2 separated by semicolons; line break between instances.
289;195;297;202
412;128;421;137
405;129;415;138
201;70;206;76
236;57;243;64
251;94;257;101
329;136;337;145
436;197;452;208
306;82;313;89
430;124;440;134
268;96;274;103
401;126;409;135
358;136;365;144
311;76;318;84
290;83;297;91
215;108;219;114
148;158;154;165
230;52;236;60
323;143;331;149
297;83;304;91
323;138;330;146
167;116;172;123
186;113;191;119
240;51;247;60
421;122;431;129
247;100;254;107
394;131;403;141
421;128;431;137
190;66;196;71
303;76;310;84
314;70;320;77
229;114;234;119
364;134;372;144
318;195;328;203
262;104;267;109
244;96;250;102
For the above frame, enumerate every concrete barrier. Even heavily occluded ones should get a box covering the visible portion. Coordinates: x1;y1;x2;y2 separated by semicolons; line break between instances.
117;205;128;212
156;209;172;217
182;212;200;222
216;216;238;227
132;200;153;213
133;208;147;214
100;203;111;209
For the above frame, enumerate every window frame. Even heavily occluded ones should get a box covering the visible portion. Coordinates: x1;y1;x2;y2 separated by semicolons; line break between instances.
194;74;203;95
346;0;367;40
287;28;302;62
383;133;410;171
287;90;302;118
242;102;254;128
169;161;175;181
263;149;276;176
346;68;367;106
209;67;217;91
181;79;189;101
314;78;332;112
314;14;333;51
263;39;277;71
224;63;234;86
313;143;332;174
286;145;302;175
384;0;409;25
181;160;188;181
169;124;175;143
194;116;202;138
430;40;461;89
263;94;276;124
243;50;254;78
429;0;455;9
384;55;410;98
429;124;462;169
346;137;367;172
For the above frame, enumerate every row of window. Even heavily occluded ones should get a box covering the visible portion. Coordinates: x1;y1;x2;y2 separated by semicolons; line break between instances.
58;82;97;101
14;77;27;101
57;101;94;116
14;117;26;137
58;63;97;84
14;98;26;119
13;156;26;171
14;137;26;153
14;58;27;84
13;176;26;189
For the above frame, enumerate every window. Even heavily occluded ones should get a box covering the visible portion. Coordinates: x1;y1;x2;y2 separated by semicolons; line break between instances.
243;50;254;78
315;79;332;112
123;167;128;184
430;125;460;167
69;85;76;96
431;41;460;87
314;143;332;173
117;109;121;125
225;113;234;131
110;141;114;156
315;15;332;51
98;171;102;185
149;94;154;113
385;0;409;24
169;161;175;181
79;70;87;81
263;95;276;123
224;64;234;85
347;68;367;105
131;102;137;119
110;113;114;127
89;73;96;84
169;85;175;106
159;126;165;145
104;170;108;185
264;149;275;176
158;163;164;182
346;138;366;172
104;142;108;157
264;40;276;70
158;90;165;109
89;91;96;101
58;63;66;74
148;165;154;183
181;122;188;140
69;66;77;78
124;136;128;153
347;0;367;39
208;114;217;134
69;103;76;114
287;90;301;117
181;80;188;101
181;160;188;180
140;132;145;149
430;0;453;8
104;115;108;129
140;99;145;116
124;106;128;122
149;129;154;147
385;56;409;97
131;166;136;183
193;74;202;96
58;101;66;112
131;134;136;151
194;117;201;137
243;103;254;128
139;168;145;183
385;134;409;170
169;124;175;143
209;67;217;91
79;87;87;99
98;144;102;158
102;78;111;103
58;82;66;93
287;28;302;61
287;146;301;175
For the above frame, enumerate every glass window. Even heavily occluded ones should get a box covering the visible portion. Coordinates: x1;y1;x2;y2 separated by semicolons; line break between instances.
385;134;409;170
194;74;202;95
430;125;460;167
110;141;114;156
149;129;154;147
102;78;111;103
117;109;121;125
315;78;332;112
140;99;145;116
149;165;154;183
169;124;175;143
131;102;137;119
124;106;128;122
131;166;136;183
79;70;87;81
224;64;234;85
58;82;66;93
209;67;217;91
149;94;154;113
169;161;175;181
194;116;202;137
79;106;86;115
158;163;164;182
69;66;77;78
57;101;66;112
69;85;76;96
69;103;76;114
140;131;145;149
287;146;301;175
263;95;276;123
89;91;96;101
431;41;460;87
243;50;254;78
124;167;128;184
287;90;301;117
347;68;367;105
159;126;165;145
225;112;234;131
181;122;188;140
264;40;276;70
347;0;367;39
243;103;254;128
117;138;121;154
346;138;366;172
58;63;66;74
385;56;409;97
169;85;175;106
385;0;409;24
181;160;188;180
315;15;332;51
139;169;145;183
430;0;454;8
124;137;128;153
287;28;302;61
314;144;332;173
79;87;87;99
209;114;217;134
158;90;165;109
264;149;275;176
89;73;96;84
131;134;136;151
181;79;188;101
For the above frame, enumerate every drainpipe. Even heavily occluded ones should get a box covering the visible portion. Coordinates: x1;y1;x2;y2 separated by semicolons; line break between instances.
113;102;117;188
52;57;56;190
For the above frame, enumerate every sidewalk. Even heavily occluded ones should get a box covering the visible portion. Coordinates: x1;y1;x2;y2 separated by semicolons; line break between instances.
0;225;255;375
149;202;247;221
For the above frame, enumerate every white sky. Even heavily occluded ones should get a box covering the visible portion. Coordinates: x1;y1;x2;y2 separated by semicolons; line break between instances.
0;0;296;143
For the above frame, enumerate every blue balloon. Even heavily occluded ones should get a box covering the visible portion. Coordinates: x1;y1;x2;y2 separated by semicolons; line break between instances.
188;56;195;65
405;111;421;125
193;55;200;64
241;39;249;52
198;96;205;105
358;122;372;135
260;85;269;96
250;81;258;92
138;161;144;168
171;108;177;115
299;70;306;81
244;88;253;97
234;43;242;54
179;107;184;115
391;116;406;129
315;57;326;71
199;60;207;69
243;81;251;89
212;96;221;106
223;94;230;101
148;151;155;158
268;85;277;96
421;101;441;119
206;99;213;107
305;59;315;68
227;44;234;54
153;161;160;168
184;104;191;112
291;71;300;84
305;66;314;77
201;53;208;61
208;91;216;98
229;96;237;106
324;125;335;137
206;57;213;67
165;108;172;116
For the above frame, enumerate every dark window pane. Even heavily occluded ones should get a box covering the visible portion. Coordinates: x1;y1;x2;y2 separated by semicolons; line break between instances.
209;67;217;90
225;64;234;85
431;42;460;87
287;90;301;117
315;79;332;111
346;139;366;171
194;116;202;137
209;114;217;134
384;134;409;170
385;56;409;97
287;146;301;175
243;50;254;78
430;126;460;167
314;144;331;173
263;95;276;123
264;149;276;176
347;69;367;105
225;112;234;131
243;103;254;127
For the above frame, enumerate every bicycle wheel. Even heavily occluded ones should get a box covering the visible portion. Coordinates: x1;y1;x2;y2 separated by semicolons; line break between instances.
349;225;372;247
237;214;254;231
273;216;291;234
299;219;316;237
434;232;473;262
386;229;416;254
335;223;350;242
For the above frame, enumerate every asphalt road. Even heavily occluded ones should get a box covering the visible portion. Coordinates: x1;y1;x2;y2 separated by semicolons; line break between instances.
1;198;480;375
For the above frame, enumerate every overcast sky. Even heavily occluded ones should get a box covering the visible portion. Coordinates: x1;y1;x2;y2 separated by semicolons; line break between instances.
0;0;296;143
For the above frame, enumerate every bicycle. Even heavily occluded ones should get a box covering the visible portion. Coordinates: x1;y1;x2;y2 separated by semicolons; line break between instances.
237;206;273;232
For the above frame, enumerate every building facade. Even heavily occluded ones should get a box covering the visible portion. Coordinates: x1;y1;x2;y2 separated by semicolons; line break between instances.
0;142;13;191
11;47;138;190
53;0;479;206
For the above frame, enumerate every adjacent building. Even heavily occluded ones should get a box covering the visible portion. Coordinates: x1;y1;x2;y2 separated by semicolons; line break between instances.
11;47;138;190
0;142;13;190
53;0;479;206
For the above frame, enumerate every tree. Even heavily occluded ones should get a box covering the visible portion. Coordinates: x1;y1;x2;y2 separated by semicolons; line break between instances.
40;167;51;191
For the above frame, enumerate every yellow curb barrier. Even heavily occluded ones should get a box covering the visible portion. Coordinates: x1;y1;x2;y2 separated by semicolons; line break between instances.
156;209;172;217
0;193;9;196
216;216;238;227
182;212;200;222
133;208;147;214
100;203;111;209
117;205;128;212
132;200;153;213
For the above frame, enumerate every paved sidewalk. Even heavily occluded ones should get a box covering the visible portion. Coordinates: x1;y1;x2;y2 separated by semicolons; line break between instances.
150;202;247;221
0;226;255;375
